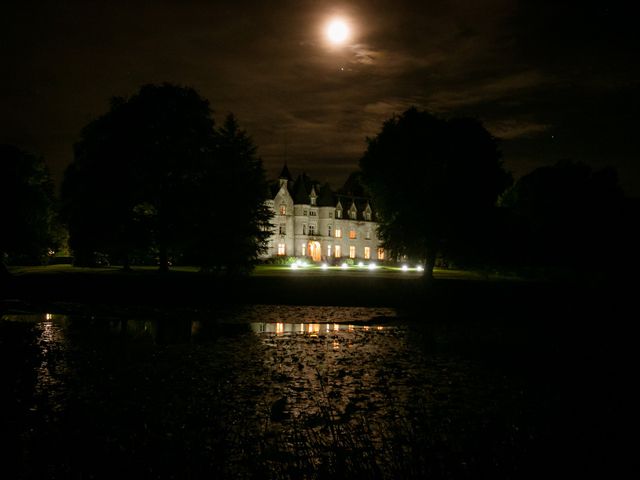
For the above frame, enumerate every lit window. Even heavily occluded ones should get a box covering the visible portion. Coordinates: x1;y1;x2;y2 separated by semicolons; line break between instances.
278;244;285;255
349;246;356;258
335;228;342;238
327;225;332;237
279;205;286;215
364;247;371;259
301;243;306;256
377;248;385;260
335;245;341;258
327;245;332;257
349;230;356;239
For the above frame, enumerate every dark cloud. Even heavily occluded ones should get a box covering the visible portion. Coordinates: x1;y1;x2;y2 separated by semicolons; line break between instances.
1;0;638;193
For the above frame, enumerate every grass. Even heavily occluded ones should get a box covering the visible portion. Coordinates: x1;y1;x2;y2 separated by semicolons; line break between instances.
7;263;520;282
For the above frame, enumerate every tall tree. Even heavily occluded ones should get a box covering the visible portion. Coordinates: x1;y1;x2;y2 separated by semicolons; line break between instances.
359;107;512;279
187;114;272;272
62;84;271;272
0;145;56;274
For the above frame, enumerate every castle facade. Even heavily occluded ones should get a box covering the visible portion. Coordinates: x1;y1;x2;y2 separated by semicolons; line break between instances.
262;166;384;262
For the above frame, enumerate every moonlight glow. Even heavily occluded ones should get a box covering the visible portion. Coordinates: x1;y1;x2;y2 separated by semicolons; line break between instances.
326;18;350;44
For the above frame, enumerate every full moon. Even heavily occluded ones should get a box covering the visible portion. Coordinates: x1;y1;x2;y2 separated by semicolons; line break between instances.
326;19;350;44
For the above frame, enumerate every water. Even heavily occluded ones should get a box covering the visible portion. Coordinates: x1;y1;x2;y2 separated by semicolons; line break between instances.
0;305;588;478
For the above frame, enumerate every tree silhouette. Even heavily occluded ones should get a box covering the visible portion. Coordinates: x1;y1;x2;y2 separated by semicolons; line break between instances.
501;160;625;275
62;84;271;272
359;107;512;279
0;145;57;274
186;114;272;273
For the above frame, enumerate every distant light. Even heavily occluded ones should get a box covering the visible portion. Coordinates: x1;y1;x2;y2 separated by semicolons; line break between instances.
401;264;408;271
358;261;364;267
368;263;377;270
321;263;328;270
416;265;424;272
341;262;349;269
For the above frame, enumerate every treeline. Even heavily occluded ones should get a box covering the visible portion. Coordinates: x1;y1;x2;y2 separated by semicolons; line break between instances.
1;84;272;275
2;98;637;282
359;107;638;281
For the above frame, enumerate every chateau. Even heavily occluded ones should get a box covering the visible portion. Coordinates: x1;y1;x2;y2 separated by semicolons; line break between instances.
262;166;384;262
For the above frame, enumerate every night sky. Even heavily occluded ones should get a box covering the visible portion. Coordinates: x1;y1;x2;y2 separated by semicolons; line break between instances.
2;0;639;194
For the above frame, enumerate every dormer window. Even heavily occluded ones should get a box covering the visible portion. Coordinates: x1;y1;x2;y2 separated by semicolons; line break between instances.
310;196;316;205
349;209;357;220
279;204;286;215
336;209;342;218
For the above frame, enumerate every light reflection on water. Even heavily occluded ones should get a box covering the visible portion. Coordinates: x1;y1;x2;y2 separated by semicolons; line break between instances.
250;322;385;336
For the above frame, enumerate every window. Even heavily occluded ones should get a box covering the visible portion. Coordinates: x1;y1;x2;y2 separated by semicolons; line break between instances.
327;225;332;237
350;209;357;220
301;243;306;256
327;245;332;257
349;230;356;239
303;224;306;235
349;246;356;258
364;247;371;259
335;245;341;258
311;196;316;205
277;243;285;255
279;225;286;235
279;205;286;215
329;212;333;218
310;210;317;216
377;248;385;260
309;225;315;235
304;210;308;216
335;228;342;238
364;211;371;221
365;229;371;239
336;209;342;218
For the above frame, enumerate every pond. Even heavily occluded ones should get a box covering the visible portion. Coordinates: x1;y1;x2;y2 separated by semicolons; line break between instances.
0;304;603;478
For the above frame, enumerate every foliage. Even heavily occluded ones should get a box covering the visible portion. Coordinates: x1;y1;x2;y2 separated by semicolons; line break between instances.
61;84;271;272
359;107;512;278
0;145;58;271
500;160;626;275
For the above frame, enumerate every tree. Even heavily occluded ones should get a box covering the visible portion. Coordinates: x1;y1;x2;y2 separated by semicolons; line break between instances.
186;114;272;273
359;107;512;279
0;145;57;275
500;160;625;275
62;83;271;272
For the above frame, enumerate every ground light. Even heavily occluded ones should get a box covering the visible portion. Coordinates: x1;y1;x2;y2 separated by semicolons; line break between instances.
358;261;364;267
416;265;424;272
341;263;349;269
368;263;377;271
401;264;408;271
321;263;328;270
291;263;298;270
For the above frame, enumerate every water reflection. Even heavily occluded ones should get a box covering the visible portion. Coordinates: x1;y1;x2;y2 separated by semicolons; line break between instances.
250;322;385;336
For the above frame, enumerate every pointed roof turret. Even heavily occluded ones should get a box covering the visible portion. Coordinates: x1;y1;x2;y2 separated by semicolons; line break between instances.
279;163;292;181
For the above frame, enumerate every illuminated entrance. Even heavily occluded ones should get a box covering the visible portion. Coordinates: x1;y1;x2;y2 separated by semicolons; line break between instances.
308;241;321;262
